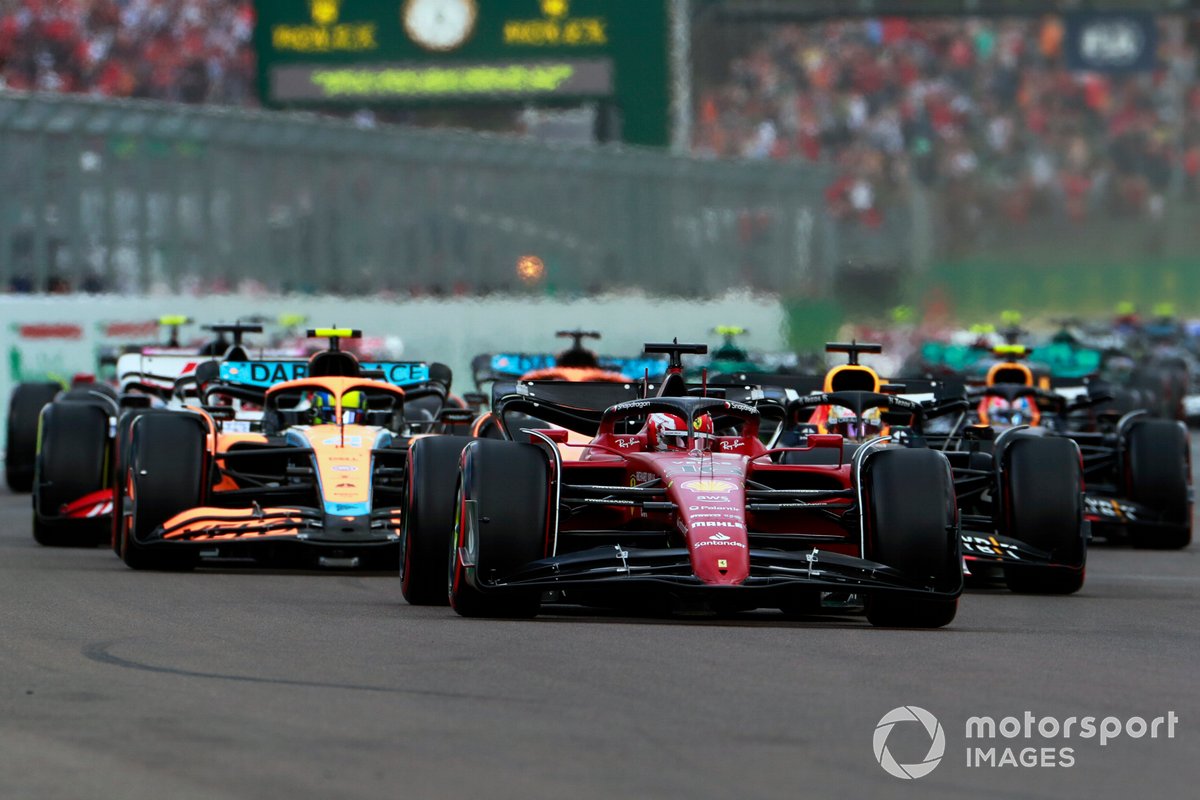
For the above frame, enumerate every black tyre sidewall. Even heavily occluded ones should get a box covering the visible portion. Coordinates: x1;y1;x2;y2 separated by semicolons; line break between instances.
33;401;109;529
1125;419;1191;548
1001;436;1085;566
110;409;149;554
401;436;472;605
123;412;207;569
6;382;62;491
450;439;548;617
862;447;960;628
864;448;959;589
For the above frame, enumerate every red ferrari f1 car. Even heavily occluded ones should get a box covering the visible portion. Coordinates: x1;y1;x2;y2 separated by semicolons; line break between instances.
402;341;963;627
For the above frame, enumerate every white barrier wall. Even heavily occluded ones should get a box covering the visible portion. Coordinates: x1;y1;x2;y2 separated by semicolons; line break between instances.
1;293;788;447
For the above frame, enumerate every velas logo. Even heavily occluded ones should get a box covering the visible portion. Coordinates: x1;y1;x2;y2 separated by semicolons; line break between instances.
874;706;945;780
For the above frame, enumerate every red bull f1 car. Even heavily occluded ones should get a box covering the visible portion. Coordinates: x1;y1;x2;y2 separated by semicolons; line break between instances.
720;341;1091;594
962;346;1191;551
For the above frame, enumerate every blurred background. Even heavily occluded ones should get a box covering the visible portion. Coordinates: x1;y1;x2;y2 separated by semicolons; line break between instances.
0;0;1197;383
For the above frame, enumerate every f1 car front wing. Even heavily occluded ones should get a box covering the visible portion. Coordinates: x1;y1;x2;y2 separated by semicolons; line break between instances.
458;544;963;600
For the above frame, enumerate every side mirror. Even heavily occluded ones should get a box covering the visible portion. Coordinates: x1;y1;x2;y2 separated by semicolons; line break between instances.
439;408;475;425
881;410;914;426
202;406;237;421
963;425;995;442
530;428;569;445
802;433;842;449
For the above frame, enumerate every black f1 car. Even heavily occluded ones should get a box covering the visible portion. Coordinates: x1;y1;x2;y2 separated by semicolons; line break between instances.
720;341;1090;594
964;347;1191;550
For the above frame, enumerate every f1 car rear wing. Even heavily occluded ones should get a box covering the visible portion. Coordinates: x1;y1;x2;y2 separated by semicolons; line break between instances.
473;352;668;388
219;360;432;389
117;353;211;397
714;372;826;395
491;380;640;414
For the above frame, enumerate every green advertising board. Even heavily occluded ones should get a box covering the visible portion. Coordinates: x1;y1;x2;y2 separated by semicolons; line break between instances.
254;0;670;146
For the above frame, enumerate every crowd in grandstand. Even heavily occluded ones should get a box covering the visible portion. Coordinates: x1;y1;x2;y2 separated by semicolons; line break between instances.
2;4;1198;234
693;16;1200;227
0;0;255;104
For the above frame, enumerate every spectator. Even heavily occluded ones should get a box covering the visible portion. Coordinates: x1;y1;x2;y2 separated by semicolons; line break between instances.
693;15;1200;228
0;0;256;105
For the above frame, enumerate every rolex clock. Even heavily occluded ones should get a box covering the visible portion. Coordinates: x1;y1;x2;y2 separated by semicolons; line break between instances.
402;0;478;52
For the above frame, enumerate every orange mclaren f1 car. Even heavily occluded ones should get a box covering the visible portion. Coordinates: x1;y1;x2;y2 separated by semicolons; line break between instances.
113;329;473;570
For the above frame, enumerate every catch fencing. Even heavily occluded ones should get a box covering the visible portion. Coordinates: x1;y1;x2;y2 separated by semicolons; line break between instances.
0;91;863;298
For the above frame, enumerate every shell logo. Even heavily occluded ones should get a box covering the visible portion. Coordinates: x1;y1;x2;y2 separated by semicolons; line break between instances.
681;479;736;493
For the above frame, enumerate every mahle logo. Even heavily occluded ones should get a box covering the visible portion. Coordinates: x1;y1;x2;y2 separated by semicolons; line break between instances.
874;706;946;779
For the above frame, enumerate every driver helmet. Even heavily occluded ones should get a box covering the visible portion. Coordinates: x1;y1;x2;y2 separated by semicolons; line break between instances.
981;395;1035;428
824;405;883;440
310;390;366;424
645;413;686;451
1104;354;1136;384
341;390;365;424
310;390;336;424
644;412;714;450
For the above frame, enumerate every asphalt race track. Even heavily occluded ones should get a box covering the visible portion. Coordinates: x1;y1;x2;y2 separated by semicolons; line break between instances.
1;458;1196;799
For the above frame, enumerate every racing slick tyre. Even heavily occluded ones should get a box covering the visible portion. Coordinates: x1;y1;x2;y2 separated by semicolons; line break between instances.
449;439;548;619
62;384;117;403
862;448;960;629
6;381;61;492
1160;359;1189;421
32;401;109;547
401;435;474;606
999;436;1086;594
120;412;207;571
1125;420;1191;550
109;409;148;555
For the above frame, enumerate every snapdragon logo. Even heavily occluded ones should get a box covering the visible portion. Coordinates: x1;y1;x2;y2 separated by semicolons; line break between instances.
874;706;946;779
